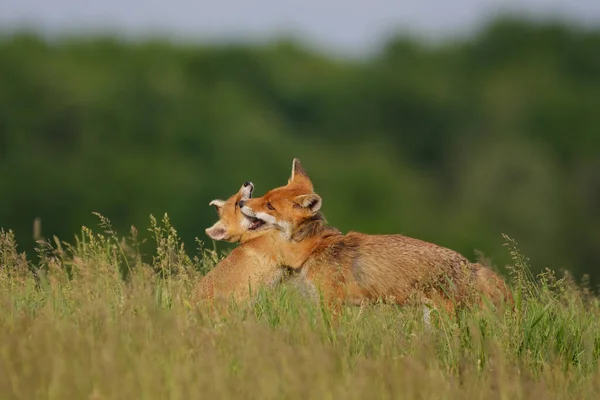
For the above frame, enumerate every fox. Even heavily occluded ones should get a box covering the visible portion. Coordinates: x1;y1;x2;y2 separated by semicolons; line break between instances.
193;181;293;309
238;158;513;315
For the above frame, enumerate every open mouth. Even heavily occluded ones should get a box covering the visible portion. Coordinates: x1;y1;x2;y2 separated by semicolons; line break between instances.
246;215;266;230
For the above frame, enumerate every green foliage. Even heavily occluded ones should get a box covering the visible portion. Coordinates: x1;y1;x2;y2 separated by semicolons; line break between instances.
1;17;599;283
1;216;600;398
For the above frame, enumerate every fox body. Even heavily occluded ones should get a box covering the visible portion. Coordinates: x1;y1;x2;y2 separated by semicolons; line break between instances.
194;182;289;306
281;224;511;313
240;159;512;314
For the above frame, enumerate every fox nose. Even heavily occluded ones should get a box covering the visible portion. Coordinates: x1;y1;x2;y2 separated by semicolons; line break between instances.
243;181;252;187
238;200;246;208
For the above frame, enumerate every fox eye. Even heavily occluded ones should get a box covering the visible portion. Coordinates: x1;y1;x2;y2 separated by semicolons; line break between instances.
267;202;275;211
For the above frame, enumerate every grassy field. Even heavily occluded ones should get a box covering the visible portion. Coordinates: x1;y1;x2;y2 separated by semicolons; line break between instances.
1;214;599;399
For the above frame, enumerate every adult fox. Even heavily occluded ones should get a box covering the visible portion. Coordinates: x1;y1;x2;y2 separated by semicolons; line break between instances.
238;158;513;314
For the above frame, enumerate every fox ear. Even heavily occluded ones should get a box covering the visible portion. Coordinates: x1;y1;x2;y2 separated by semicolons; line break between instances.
295;194;322;213
205;221;228;241
288;158;314;190
209;199;225;213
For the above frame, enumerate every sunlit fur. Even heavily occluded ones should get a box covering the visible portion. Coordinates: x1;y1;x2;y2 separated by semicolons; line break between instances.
195;182;294;310
240;158;513;315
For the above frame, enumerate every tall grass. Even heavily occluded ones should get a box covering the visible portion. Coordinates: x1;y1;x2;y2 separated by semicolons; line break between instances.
1;214;599;399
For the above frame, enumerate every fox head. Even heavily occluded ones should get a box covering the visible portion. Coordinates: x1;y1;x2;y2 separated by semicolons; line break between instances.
205;181;260;243
240;158;322;239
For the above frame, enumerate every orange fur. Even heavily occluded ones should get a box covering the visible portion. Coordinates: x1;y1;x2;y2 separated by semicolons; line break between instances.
472;263;513;309
240;158;513;315
194;182;290;312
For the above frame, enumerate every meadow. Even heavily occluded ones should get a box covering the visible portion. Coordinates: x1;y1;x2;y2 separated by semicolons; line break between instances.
1;213;599;399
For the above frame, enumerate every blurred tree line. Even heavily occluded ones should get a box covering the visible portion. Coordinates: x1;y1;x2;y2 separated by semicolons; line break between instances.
0;18;599;284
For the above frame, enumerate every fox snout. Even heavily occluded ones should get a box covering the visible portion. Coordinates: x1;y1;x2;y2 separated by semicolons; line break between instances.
240;204;257;219
240;182;254;200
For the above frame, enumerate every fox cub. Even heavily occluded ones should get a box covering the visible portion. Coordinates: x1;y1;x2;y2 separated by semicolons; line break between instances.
194;182;290;308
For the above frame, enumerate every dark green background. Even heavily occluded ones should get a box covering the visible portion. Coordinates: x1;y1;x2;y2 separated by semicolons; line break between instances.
1;18;599;283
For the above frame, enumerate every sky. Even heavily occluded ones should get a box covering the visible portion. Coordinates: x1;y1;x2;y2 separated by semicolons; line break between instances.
1;0;599;56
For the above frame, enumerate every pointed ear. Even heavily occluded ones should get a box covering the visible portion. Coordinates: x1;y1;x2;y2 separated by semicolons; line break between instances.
294;193;322;213
205;221;229;241
209;199;225;213
288;158;314;190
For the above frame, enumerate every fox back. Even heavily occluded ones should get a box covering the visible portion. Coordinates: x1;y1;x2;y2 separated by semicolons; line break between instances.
316;232;477;307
